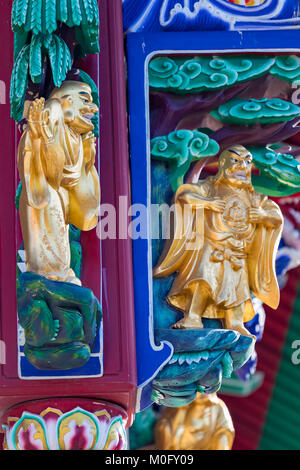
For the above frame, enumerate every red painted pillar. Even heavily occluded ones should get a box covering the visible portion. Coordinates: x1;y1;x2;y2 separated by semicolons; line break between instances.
0;0;136;450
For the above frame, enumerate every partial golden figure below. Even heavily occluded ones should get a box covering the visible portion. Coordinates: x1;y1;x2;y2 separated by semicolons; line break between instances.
18;81;100;286
154;146;283;338
155;393;235;451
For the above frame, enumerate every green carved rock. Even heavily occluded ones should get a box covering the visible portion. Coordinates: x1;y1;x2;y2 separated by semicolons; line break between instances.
129;406;159;450
69;225;83;280
151;129;220;191
149;55;275;94
211;98;300;125
17;271;102;370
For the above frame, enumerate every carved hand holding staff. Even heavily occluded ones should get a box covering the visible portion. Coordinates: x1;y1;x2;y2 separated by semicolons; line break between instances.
154;145;283;339
18;81;100;285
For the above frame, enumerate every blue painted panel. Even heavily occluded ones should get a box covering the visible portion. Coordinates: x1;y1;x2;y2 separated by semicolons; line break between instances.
127;29;300;410
123;0;300;32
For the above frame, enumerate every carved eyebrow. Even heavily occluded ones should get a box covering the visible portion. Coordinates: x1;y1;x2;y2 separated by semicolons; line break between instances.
229;149;241;157
79;92;91;99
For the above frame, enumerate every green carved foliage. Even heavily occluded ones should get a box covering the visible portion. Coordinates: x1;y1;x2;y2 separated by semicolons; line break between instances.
270;56;300;83
149;55;300;94
211;98;300;125
12;0;100;54
249;146;300;197
44;35;72;86
10;0;100;121
151;130;220;191
10;34;72;121
149;55;275;94
151;129;300;197
10;44;30;122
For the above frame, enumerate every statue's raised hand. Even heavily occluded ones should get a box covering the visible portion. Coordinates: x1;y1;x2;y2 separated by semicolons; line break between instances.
28;98;51;142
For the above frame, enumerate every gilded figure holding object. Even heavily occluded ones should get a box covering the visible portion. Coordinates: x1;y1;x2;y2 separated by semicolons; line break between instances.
154;145;283;338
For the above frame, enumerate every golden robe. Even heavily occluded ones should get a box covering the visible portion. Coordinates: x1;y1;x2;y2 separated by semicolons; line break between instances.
155;393;235;451
18;99;100;285
154;178;283;322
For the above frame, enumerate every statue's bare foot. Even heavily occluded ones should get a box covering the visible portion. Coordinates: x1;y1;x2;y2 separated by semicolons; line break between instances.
230;326;256;341
171;318;204;329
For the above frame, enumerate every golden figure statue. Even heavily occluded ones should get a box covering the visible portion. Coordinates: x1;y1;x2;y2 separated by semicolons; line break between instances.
154;146;283;338
18;81;100;286
155;393;235;451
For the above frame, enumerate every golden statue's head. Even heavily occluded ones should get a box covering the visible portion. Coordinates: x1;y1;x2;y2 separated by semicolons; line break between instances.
49;81;98;134
216;145;253;189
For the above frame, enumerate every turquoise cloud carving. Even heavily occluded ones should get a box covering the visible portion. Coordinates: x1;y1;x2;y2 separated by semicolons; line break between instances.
149;55;275;94
249;146;300;197
211;98;300;125
270;56;300;83
151;129;220;190
152;128;300;197
149;55;300;94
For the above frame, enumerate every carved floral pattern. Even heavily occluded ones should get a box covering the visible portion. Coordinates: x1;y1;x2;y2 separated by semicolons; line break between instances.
3;407;127;451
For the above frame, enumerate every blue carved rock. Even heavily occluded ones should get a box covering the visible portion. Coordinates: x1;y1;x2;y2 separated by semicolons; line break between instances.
153;328;254;407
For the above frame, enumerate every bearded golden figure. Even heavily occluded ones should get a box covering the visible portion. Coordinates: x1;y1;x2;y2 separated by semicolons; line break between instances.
155;393;235;451
18;81;100;286
154;146;283;338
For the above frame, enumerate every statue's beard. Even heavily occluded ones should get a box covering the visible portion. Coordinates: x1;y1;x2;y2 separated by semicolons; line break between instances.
218;171;253;190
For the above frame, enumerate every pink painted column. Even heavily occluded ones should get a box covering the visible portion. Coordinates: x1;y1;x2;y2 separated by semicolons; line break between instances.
0;0;136;449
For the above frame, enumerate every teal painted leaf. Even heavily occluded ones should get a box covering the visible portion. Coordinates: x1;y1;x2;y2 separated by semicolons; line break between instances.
56;0;68;23
81;0;94;23
29;34;43;83
151;129;220;191
43;0;57;35
67;0;82;27
30;0;42;35
12;0;30;30
10;43;30;121
44;34;72;87
12;0;99;32
211;98;300;125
